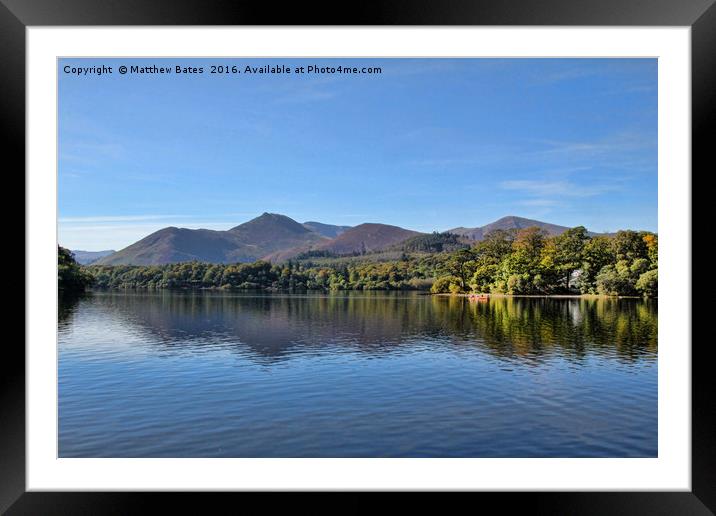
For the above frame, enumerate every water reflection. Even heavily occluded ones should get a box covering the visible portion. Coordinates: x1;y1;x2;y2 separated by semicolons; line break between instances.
58;290;657;458
58;291;86;328
60;291;657;364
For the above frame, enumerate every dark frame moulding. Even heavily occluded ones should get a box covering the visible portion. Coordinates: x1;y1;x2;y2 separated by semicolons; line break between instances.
3;0;713;512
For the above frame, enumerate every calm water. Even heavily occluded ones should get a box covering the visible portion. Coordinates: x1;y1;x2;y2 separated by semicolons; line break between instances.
58;291;657;457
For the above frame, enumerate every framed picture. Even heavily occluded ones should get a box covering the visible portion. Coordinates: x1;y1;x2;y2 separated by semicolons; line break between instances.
6;0;713;511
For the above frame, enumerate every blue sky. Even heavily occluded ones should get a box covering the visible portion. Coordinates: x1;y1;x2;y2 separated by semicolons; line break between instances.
59;58;657;251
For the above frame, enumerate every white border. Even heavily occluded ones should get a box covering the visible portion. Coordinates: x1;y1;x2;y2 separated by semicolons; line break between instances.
27;27;691;491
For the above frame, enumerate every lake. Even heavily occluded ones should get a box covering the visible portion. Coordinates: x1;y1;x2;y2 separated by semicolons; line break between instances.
58;291;657;457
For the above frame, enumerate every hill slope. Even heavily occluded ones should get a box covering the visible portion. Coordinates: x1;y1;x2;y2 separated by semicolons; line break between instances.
96;213;328;265
95;227;250;265
315;223;422;255
70;249;116;265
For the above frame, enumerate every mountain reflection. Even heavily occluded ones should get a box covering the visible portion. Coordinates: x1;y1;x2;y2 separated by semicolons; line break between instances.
60;291;657;363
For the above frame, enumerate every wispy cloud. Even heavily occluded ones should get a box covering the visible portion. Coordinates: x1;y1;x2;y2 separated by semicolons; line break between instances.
60;142;125;164
602;84;656;96
407;143;520;169
59;214;193;223
494;169;635;223
58;219;238;251
523;132;657;177
409;157;482;167
272;75;343;105
61;222;235;233
274;88;337;104
58;211;276;249
534;131;655;159
516;199;563;208
534;66;600;85
499;179;618;199
59;212;261;224
405;130;655;175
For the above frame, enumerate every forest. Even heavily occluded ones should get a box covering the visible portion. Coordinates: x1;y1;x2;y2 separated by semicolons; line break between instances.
75;226;658;297
58;246;94;293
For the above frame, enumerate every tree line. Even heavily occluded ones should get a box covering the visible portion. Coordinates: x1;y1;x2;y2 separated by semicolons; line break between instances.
76;226;657;297
430;227;657;297
58;246;94;293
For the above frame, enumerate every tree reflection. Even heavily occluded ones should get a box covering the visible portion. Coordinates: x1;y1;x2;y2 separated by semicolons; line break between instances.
71;291;657;364
58;291;87;329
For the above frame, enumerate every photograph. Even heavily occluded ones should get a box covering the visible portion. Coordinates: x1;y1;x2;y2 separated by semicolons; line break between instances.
56;57;659;459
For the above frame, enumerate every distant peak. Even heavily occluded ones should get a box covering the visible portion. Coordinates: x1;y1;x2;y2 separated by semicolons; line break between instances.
260;212;294;220
354;222;400;229
230;212;308;233
248;212;294;223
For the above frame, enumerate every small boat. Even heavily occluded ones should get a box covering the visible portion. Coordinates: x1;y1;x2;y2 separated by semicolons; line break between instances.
468;293;489;302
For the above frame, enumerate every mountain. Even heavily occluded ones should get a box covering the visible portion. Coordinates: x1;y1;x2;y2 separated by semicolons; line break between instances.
302;221;351;239
91;213;611;266
95;213;328;266
314;223;421;255
70;249;116;265
449;216;574;241
229;213;326;252
95;227;249;265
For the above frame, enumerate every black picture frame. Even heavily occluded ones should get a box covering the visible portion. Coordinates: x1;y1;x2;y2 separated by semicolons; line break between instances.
4;0;713;512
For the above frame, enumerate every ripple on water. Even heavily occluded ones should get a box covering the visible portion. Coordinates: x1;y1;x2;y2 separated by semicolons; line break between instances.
58;291;657;457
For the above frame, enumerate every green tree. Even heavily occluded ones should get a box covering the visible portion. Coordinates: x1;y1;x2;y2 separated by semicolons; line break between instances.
580;236;613;294
446;248;476;292
553;226;588;290
513;226;547;262
58;246;93;292
471;263;499;293
636;269;658;298
475;229;515;262
496;227;548;294
613;230;648;262
595;264;624;295
596;258;648;296
431;275;461;294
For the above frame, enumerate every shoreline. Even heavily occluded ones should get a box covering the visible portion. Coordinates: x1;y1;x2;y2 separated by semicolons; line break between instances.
79;287;647;299
434;293;645;299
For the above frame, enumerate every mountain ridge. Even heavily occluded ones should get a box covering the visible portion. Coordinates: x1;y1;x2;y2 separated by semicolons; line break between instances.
449;215;574;241
97;213;328;266
70;249;116;265
90;213;617;266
